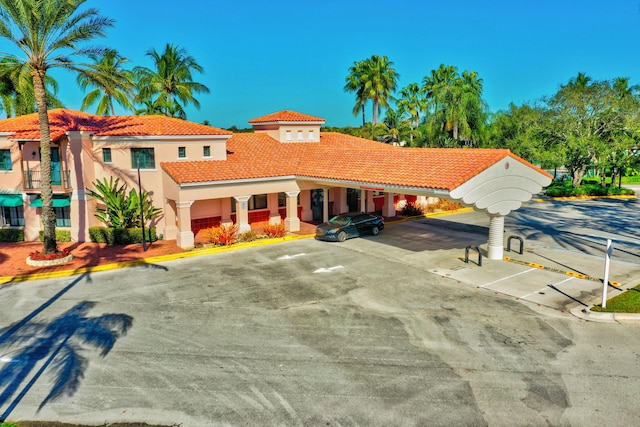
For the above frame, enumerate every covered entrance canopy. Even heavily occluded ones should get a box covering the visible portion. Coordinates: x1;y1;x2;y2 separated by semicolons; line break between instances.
162;129;553;258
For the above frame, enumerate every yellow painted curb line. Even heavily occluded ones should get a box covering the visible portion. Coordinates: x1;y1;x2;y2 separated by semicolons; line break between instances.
504;256;621;287
0;233;317;285
0;207;472;285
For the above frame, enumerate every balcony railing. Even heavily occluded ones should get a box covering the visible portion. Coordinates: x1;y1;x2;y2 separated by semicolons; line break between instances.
24;169;72;191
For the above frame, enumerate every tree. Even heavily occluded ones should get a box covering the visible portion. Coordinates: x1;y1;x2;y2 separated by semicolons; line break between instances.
0;0;113;254
0;58;63;117
134;44;210;119
546;74;640;187
344;55;399;126
374;108;411;145
396;83;425;145
344;59;368;126
77;48;135;115
422;64;487;146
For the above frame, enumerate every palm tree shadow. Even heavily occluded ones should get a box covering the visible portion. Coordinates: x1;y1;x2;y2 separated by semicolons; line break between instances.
0;298;132;421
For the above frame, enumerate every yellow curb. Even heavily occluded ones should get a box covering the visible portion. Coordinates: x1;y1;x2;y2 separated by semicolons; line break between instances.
0;208;473;285
0;233;317;285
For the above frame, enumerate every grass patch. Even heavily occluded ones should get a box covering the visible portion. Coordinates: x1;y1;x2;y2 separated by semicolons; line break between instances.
546;181;635;197
591;284;640;313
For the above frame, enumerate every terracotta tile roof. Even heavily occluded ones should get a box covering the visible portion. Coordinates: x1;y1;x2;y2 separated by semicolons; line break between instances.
162;130;545;191
248;110;325;123
0;109;231;141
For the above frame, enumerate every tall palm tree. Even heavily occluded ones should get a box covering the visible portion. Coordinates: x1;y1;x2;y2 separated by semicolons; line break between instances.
134;44;209;119
344;59;368;126
77;48;135;115
0;0;113;254
396;83;425;144
361;55;399;126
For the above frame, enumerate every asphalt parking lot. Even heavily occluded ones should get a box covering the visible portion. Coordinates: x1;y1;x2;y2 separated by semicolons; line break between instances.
1;205;640;426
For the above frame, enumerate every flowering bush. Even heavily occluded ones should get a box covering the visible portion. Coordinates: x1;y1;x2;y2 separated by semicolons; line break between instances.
262;222;287;238
202;223;239;246
29;247;71;261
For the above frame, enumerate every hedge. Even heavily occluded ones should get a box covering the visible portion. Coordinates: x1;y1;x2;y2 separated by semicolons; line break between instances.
39;229;71;242
0;228;24;242
89;226;158;244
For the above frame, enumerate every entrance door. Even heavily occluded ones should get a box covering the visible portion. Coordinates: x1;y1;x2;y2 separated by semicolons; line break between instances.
347;188;360;212
311;189;323;221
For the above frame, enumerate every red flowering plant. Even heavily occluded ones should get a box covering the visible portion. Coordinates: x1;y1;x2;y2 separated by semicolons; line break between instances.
29;247;71;261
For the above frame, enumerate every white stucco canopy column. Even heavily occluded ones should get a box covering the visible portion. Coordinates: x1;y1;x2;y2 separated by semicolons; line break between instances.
284;191;300;231
382;192;396;218
176;200;194;248
322;188;329;222
234;195;252;233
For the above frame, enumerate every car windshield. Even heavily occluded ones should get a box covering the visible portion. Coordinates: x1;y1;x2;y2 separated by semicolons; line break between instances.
328;215;351;226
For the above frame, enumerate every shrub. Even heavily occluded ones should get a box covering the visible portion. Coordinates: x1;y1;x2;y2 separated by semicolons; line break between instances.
400;201;424;216
262;222;287;238
202;223;239;246
89;226;157;244
239;229;258;242
39;229;71;242
0;228;24;242
546;184;635;197
433;199;462;211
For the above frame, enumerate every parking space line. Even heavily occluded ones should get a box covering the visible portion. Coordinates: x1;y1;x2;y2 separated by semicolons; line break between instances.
520;277;575;299
480;268;537;288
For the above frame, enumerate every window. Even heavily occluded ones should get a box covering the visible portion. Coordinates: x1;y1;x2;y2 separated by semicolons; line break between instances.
232;194;268;212
203;146;211;157
308;130;315;140
0;150;11;171
1;206;24;226
178;147;186;158
102;148;112;163
297;130;303;141
54;207;71;227
131;148;155;169
278;192;300;207
285;130;292;141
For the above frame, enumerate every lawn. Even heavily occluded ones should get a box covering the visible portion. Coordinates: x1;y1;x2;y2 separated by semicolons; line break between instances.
591;284;640;313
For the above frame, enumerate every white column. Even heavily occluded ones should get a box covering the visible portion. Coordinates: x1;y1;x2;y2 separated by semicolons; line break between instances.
366;191;374;212
322;188;329;222
284;191;300;232
360;189;366;212
382;192;396;218
162;198;178;241
334;187;348;215
268;193;281;224
487;214;505;260
234;195;252;233
176;200;194;249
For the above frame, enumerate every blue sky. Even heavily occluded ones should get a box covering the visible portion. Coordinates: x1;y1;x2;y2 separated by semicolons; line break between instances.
44;0;640;128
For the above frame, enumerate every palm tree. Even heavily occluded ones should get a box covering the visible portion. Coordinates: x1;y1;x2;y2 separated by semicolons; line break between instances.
134;44;210;119
344;59;368;126
77;48;135;115
396;83;425;144
361;55;399;126
422;64;486;146
0;58;63;118
374;108;411;145
345;55;399;126
0;0;113;254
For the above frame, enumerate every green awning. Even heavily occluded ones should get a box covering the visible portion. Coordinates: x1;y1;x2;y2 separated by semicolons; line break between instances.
0;194;23;207
30;195;70;208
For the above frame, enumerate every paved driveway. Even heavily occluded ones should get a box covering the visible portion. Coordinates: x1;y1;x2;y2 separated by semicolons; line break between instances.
1;225;640;425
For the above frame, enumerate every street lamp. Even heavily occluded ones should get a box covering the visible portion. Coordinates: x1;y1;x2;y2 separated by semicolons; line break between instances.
137;156;147;252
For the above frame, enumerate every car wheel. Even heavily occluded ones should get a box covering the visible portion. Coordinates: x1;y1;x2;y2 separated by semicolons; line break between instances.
337;231;347;242
371;226;380;236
